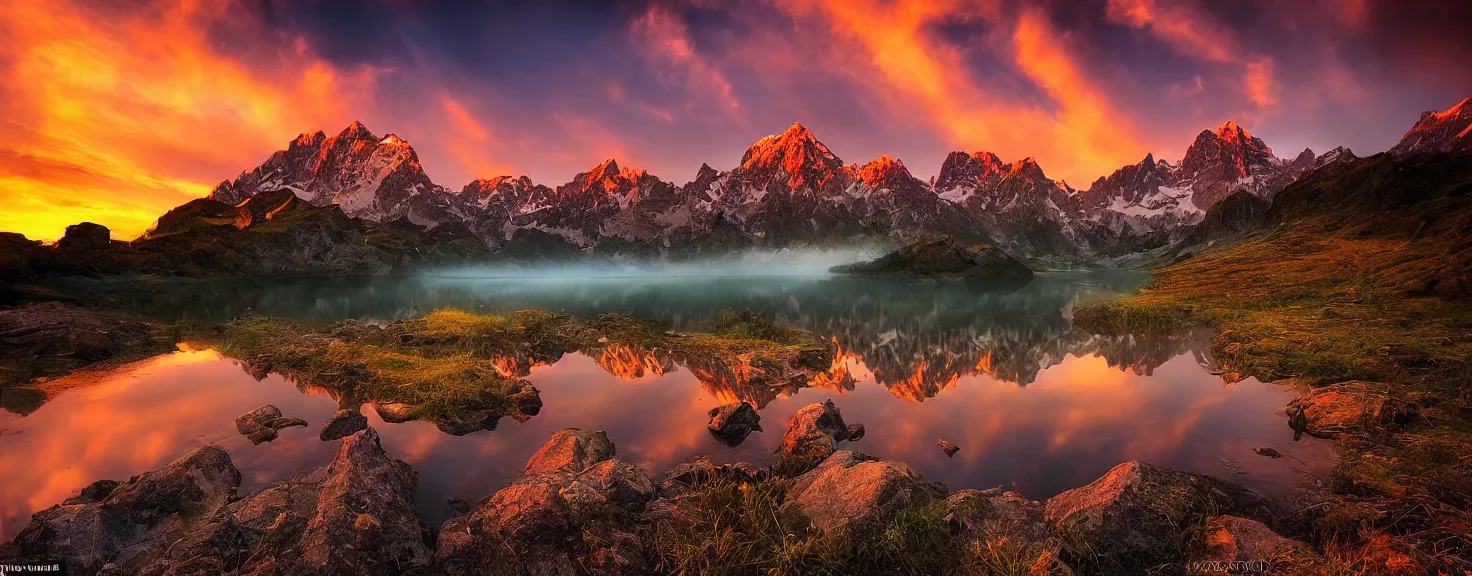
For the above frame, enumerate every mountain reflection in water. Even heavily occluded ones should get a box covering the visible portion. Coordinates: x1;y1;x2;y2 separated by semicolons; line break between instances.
0;273;1335;541
146;273;1208;398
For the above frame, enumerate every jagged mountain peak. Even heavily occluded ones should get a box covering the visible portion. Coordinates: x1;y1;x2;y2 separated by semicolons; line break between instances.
337;120;377;142
933;150;1009;192
588;157;622;180
293;131;327;147
855;155;913;186
582;158;648;185
1006;157;1049;182
1390;95;1472;158
1214;120;1250;140
739;122;843;176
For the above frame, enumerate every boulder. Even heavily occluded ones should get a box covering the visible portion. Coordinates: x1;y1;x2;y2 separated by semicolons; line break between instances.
295;428;431;573
62;479;121;505
320;408;368;441
235;404;282;434
707;401;762;446
846;423;866;441
1044;461;1278;567
119;427;431;576
657;456;767;497
576;459;656;509
938;438;960;457
781;451;946;540
235;404;309;444
438;429;637;576
506;382;544;419
777;400;852;464
55;222;112;251
11;446;241;574
1286;381;1418;438
1193;515;1314;567
525;428;616;475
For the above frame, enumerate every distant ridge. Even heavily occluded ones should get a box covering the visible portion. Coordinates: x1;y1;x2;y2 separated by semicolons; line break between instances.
184;96;1472;264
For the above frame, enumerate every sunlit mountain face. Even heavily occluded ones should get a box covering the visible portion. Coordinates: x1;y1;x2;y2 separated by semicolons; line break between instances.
3;0;1470;241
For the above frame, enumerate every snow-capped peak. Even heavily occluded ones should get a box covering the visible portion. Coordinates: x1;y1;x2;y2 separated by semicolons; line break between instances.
1390;95;1472;158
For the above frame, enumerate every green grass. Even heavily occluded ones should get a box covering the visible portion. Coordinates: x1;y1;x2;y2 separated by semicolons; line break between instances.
209;313;523;420
646;476;963;575
206;308;834;422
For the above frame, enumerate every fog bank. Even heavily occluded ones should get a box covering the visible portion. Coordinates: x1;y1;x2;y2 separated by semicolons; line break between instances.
418;247;887;279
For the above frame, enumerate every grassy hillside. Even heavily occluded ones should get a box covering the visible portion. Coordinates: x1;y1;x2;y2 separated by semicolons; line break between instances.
1075;153;1472;573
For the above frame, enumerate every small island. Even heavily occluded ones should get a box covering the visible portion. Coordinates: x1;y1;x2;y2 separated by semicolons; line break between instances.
829;234;1034;282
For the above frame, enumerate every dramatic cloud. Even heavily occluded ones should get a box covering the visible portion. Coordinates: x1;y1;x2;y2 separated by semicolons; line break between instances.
1105;0;1279;110
1;0;1468;240
0;0;379;239
630;5;744;119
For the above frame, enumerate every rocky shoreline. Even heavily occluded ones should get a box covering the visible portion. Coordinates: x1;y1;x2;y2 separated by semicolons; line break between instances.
2;400;1322;575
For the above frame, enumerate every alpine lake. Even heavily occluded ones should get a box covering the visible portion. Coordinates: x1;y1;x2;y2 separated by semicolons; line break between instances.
0;272;1335;540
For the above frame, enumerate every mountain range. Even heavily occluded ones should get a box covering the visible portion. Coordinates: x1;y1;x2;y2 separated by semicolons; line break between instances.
123;95;1472;265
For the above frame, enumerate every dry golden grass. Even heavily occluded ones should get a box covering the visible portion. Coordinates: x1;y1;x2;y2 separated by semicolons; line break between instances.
1075;218;1472;573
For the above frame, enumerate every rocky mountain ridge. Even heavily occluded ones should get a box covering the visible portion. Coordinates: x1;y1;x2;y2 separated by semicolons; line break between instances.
186;96;1472;265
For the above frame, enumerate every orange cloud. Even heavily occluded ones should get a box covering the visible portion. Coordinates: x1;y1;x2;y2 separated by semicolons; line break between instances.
1105;0;1279;110
439;94;518;179
0;0;379;241
766;0;1145;185
630;6;744;118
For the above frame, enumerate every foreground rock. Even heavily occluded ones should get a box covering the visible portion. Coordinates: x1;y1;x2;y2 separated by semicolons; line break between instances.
777;400;858;464
234;404;308;444
781;450;946;540
1044;461;1279;568
320;407;368;441
119;428;431;575
10;446;241;574
525;428;617;474
5;408;1320;575
829;234;1033;282
1192;515;1315;567
1286;381;1419;438
707;401;762;446
655;455;768;497
437;427;654;575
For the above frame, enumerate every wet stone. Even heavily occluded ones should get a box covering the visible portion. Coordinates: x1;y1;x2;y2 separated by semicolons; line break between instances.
320;408;368;441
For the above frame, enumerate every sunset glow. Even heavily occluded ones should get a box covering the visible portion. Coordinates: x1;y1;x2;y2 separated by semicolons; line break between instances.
1;0;1466;240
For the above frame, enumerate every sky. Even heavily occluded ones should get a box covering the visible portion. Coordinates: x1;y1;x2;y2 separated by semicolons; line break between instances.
2;0;1470;241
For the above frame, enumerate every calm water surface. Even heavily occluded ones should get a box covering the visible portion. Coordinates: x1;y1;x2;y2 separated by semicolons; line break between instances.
0;273;1334;539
